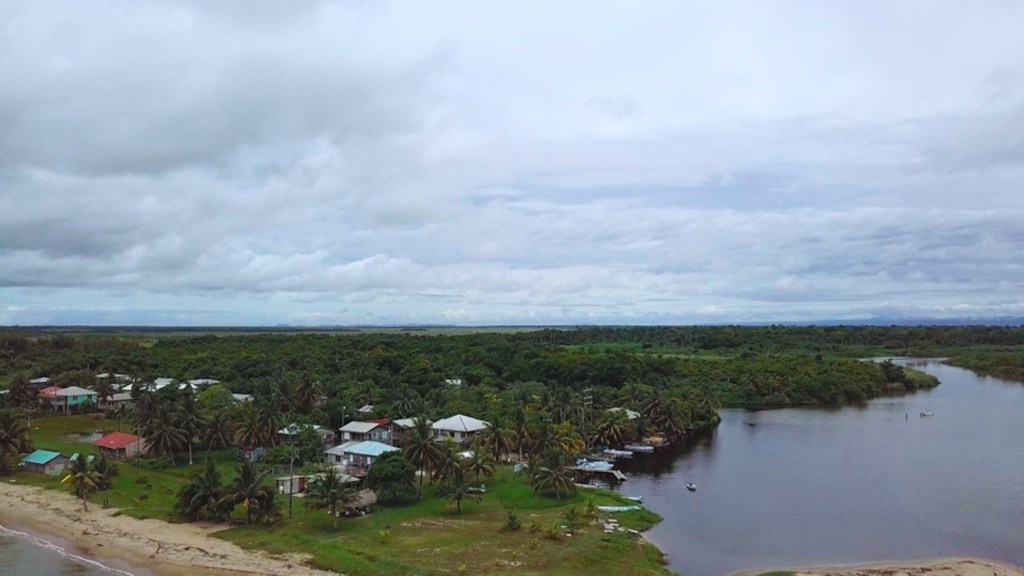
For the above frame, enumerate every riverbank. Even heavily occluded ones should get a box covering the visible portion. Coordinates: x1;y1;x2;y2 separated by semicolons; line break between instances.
733;557;1022;576
0;480;337;576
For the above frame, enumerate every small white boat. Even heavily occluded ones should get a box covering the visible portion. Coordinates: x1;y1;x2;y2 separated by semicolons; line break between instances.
625;495;644;503
919;410;935;417
624;443;655;454
603;449;633;458
686;483;697;492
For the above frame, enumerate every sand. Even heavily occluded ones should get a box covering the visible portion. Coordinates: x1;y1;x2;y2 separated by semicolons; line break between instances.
0;479;340;576
733;557;1023;576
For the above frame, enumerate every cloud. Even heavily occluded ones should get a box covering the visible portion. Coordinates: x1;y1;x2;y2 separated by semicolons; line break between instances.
1;1;1022;325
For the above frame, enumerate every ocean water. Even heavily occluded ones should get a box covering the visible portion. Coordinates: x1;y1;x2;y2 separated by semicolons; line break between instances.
0;523;135;576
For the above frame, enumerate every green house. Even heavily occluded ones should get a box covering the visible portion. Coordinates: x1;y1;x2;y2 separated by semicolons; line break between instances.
56;386;98;412
23;450;70;475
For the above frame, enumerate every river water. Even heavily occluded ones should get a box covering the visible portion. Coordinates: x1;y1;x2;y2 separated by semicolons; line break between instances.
621;360;1024;576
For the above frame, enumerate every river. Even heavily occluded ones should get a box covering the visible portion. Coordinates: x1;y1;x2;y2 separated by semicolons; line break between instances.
619;360;1024;576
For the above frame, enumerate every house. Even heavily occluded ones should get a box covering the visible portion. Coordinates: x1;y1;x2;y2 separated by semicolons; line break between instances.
187;378;221;387
278;424;336;447
357;404;375;415
608;407;641;421
231;393;253;403
339;420;391;444
28;377;51;389
323;440;399;474
38;386;62;402
99;392;133;411
444;378;464;387
96;373;132;382
92;431;145;460
432;414;489;444
390;417;431;446
240;446;267;463
55;386;98;413
22;450;70;475
276;471;357;495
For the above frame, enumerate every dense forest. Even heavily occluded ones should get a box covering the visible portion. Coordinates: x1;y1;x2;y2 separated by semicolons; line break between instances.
0;325;981;426
947;350;1024;383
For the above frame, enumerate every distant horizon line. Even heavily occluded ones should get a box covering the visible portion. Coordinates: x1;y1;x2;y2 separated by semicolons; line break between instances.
2;317;1023;330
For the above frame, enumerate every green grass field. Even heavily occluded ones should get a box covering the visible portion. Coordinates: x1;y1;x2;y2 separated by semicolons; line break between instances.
17;415;670;576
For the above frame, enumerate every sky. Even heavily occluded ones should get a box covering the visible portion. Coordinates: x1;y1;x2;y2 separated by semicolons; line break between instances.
2;1;1023;326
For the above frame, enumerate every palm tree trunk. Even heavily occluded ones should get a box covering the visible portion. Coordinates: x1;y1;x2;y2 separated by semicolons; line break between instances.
188;441;193;466
80;486;89;511
417;464;425;499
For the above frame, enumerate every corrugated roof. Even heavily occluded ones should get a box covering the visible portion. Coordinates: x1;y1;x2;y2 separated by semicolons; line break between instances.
392;417;430;428
338;440;400;457
278;423;323;435
57;386;97;397
92;431;140;449
432;414;489;433
39;386;63;398
340;421;383;434
23;450;64;465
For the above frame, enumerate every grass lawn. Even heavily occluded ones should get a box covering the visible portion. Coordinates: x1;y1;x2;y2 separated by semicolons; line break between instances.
17;415;671;576
218;467;668;576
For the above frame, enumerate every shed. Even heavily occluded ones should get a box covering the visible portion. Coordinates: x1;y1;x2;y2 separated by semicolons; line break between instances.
22;450;70;475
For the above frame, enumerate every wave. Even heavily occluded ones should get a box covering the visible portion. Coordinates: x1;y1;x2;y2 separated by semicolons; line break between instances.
0;521;136;576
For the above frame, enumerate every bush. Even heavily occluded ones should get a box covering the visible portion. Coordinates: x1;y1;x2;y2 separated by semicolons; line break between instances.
501;511;522;533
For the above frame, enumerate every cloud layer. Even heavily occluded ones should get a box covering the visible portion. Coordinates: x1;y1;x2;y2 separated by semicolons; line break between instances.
2;1;1023;325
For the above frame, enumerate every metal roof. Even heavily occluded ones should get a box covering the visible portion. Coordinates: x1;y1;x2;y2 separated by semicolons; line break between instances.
340;421;384;434
432;414;490;433
93;431;140;449
327;440;399;458
57;386;97;397
23;450;64;465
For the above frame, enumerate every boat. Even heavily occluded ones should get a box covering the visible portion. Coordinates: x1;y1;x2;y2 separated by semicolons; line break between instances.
625;495;644;503
624;443;655;453
920;410;935;417
575;459;615;471
602;448;633;458
686;483;697;492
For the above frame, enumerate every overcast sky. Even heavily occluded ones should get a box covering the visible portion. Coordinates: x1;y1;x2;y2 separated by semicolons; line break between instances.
2;1;1023;326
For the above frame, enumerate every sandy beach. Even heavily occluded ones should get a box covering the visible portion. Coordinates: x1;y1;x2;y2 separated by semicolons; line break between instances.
733;557;1023;576
0;479;339;576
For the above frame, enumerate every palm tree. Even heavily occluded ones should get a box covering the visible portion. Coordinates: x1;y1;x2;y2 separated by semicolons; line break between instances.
176;391;207;466
292;375;323;415
594;410;628;446
93;377;116;410
203;413;234;456
176;459;229;521
402;417;439;499
7;376;37;409
436;462;481;514
0;410;31;455
144;408;186;465
92;451;119;490
480;420;514;463
305;466;359;530
236;409;264;450
225;460;272;525
431;439;462;487
62;455;102;511
465;447;495;482
531;457;576;499
531;419;561;459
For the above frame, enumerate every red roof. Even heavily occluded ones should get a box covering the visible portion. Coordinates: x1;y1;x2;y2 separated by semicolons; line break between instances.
368;418;391;425
39;386;63;398
93;431;140;450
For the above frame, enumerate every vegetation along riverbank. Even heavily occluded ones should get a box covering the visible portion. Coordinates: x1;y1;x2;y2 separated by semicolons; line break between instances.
3;326;1020;574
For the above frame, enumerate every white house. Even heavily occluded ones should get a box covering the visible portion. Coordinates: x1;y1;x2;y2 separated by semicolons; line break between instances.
432;414;489;444
278;423;336;447
339;420;391;444
324;440;399;474
608;407;641;421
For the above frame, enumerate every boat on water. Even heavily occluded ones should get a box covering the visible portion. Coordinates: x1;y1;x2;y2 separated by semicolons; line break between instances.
625;495;644;503
624;443;655;453
686;483;697;492
920;410;935;417
602;448;633;458
576;458;615;471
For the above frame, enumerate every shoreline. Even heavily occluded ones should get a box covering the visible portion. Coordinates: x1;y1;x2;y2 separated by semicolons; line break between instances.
731;557;1023;576
0;480;339;576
